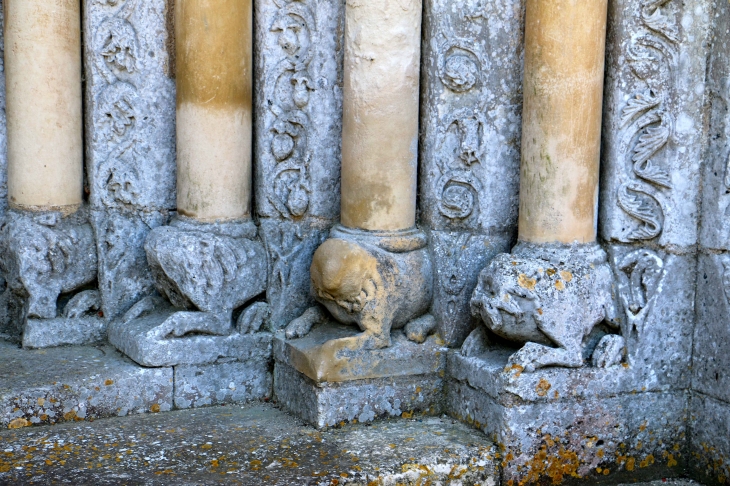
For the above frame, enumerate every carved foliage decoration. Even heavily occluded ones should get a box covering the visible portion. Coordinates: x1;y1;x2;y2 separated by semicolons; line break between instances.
91;0;147;209
268;0;317;220
617;0;678;240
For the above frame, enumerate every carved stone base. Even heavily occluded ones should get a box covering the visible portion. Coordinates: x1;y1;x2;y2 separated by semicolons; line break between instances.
23;317;107;349
108;303;272;367
174;359;272;409
447;349;688;484
274;322;447;427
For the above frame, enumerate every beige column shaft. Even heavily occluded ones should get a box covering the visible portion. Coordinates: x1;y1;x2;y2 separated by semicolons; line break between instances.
176;0;252;222
340;0;422;232
518;0;608;244
5;0;83;213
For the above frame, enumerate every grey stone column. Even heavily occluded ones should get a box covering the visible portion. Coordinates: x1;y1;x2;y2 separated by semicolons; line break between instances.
84;0;177;320
254;0;344;330
420;0;523;347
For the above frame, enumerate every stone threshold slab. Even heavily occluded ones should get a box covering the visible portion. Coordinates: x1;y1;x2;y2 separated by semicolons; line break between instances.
0;340;172;429
274;323;447;383
0;403;498;485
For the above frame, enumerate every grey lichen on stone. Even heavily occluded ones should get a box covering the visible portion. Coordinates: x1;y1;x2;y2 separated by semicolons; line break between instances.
469;242;622;372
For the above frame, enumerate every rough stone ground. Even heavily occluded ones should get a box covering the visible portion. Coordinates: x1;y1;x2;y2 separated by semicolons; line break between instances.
0;402;706;486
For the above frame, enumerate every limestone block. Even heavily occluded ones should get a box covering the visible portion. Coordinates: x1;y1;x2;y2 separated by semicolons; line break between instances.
690;393;730;484
274;362;444;429
699;0;730;251
23;318;107;350
447;379;688;484
91;208;171;319
174;359;272;409
260;219;328;330
108;303;273;367
274;324;446;383
599;0;711;247
693;252;730;404
0;341;172;428
0;210;97;321
84;0;176;319
254;0;343;223
254;0;344;330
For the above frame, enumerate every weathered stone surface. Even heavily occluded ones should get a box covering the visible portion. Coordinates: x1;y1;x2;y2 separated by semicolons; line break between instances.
260;219;328;330
275;323;446;383
254;0;344;330
469;243;619;372
690;393;730;485
0;403;498;485
420;0;521;348
693;253;730;405
275;362;444;429
84;0;176;320
448;378;688;485
0;209;97;321
286;226;433;350
699;0;730;251
109;304;273;367
23;317;107;349
600;0;711;247
0;340;172;429
174;359;272;409
145;218;267;314
91;208;171;319
429;230;513;348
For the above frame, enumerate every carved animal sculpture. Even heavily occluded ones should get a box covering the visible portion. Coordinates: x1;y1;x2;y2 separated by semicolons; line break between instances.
467;249;624;372
286;232;435;349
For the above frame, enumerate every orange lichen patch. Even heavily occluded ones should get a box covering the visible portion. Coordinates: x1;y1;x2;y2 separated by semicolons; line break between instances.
63;410;77;421
104;379;114;386
559;271;573;283
555;280;565;291
518;274;537;291
402;411;414;419
37;398;45;406
536;378;552;397
639;454;655;468
546;268;557;276
667;454;678;467
150;404;161;413
625;456;636;471
8;418;30;429
515;440;582;485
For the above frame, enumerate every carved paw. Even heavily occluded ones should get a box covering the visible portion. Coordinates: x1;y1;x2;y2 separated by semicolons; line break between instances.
285;306;327;340
237;302;269;334
592;334;625;368
460;327;489;357
404;314;436;344
154;311;231;340
63;290;102;319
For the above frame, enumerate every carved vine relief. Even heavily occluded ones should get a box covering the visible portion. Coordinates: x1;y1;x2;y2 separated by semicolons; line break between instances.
92;0;145;209
268;0;316;220
616;0;678;241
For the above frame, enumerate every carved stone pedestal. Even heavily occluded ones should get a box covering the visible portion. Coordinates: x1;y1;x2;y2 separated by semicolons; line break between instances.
274;322;447;428
447;349;688;484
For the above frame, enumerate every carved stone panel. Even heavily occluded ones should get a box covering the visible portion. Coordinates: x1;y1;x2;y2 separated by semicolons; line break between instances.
84;0;176;319
600;0;711;248
699;1;730;251
420;0;523;234
254;0;344;222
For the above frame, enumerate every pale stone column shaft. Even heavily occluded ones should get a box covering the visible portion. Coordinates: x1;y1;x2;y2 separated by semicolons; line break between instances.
176;0;252;222
5;0;83;213
518;0;608;244
340;0;422;232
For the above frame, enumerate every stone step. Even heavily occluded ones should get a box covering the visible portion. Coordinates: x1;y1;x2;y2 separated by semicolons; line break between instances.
0;403;499;485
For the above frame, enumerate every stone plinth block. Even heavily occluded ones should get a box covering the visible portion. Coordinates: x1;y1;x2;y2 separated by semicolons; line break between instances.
0;341;172;429
108;306;272;367
274;362;444;429
274;323;447;428
447;351;688;484
274;324;447;383
23;317;106;349
174;359;273;409
690;393;730;485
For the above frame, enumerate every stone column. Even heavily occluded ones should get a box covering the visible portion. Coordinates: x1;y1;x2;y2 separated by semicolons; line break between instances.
284;0;435;355
5;0;83;214
340;0;421;232
518;0;607;245
176;0;252;223
468;0;623;373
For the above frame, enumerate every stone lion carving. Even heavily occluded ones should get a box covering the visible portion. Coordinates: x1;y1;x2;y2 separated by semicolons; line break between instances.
466;243;625;372
285;226;435;349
